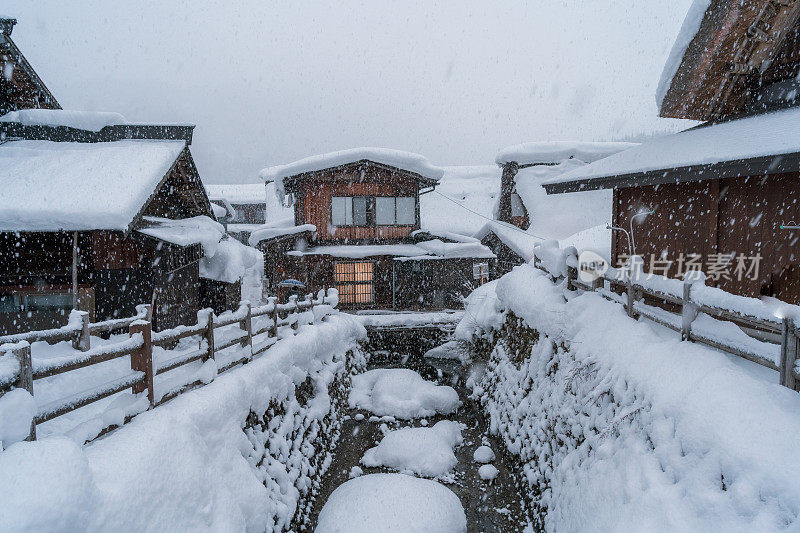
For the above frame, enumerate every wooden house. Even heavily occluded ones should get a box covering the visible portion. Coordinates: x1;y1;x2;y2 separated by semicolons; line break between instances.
252;148;495;309
543;0;800;304
479;142;634;276
0;112;222;334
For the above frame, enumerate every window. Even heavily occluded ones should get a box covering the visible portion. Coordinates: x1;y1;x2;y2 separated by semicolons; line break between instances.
374;197;416;225
334;261;374;304
331;196;372;226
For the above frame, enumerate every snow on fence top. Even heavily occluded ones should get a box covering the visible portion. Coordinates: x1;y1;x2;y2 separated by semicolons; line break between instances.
655;0;711;109
494;141;637;166
546;106;800;189
0;139;187;231
0;109;129;132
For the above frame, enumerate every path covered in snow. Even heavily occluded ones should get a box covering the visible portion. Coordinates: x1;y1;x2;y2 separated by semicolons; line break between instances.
310;354;531;532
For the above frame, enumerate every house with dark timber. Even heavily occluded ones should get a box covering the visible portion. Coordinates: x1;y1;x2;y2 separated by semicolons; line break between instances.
477;142;635;276
543;0;800;304
0;17;59;114
251;148;495;309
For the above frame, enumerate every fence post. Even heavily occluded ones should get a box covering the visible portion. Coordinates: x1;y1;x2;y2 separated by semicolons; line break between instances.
681;271;704;342
566;266;576;291
204;311;215;362
780;317;798;390
13;343;36;441
71;311;90;352
239;302;253;354
269;298;279;338
129;320;154;407
290;296;299;331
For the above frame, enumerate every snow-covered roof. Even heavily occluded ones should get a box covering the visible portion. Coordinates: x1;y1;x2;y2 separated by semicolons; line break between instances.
544;106;800;192
260;147;445;184
290;239;494;260
0;109;129;132
0;139;187;231
204;183;265;205
655;0;710;110
248;219;316;246
419;165;500;236
475;220;541;262
137;216;224;251
495;141;637;166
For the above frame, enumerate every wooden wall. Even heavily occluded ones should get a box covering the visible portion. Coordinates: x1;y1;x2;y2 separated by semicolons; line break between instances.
296;164;420;243
613;172;800;303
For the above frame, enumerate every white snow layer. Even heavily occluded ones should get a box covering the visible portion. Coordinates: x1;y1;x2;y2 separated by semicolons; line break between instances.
295;240;494;260
204;183;265;204
495;141;636;166
655;0;712;109
259;147;444;205
0;109;129;132
349;368;460;419
361;420;464;477
315;473;467;533
248;218;317;246
461;263;800;530
472;445;495;464
199;236;261;284
0;139;186;231
0;314;367;531
549;106;800;187
419;165;501;236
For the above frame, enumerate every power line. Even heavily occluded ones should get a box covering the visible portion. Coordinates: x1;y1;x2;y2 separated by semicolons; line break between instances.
431;190;548;241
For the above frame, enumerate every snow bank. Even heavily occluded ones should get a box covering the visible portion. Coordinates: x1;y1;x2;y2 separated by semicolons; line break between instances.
199;236;261;283
0;388;35;447
349;368;460;419
315;473;467;533
260;147;444;206
419;165;501;236
495;141;636;166
0;139;186;231
464;264;800;530
655;0;711;109
0;314;367;531
0;109;129;132
361;420;464;477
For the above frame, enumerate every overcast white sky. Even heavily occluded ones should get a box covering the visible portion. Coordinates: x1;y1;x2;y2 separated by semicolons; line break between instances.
6;1;694;183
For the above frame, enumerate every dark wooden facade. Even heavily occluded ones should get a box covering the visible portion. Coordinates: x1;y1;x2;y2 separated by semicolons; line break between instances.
0;146;215;334
289;161;426;243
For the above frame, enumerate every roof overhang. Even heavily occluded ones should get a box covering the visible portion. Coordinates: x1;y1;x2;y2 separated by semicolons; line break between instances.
0;122;195;144
281;159;440;191
543;150;800;194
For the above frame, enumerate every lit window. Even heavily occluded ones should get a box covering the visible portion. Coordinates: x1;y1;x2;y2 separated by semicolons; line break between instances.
334;261;374;304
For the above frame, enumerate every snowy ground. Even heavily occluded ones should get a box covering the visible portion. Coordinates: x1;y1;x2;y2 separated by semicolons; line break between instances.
459;263;800;530
0;313;367;531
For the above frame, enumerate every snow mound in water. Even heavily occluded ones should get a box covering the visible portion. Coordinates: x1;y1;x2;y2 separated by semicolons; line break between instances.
349;369;459;419
315;473;466;533
361;420;464;477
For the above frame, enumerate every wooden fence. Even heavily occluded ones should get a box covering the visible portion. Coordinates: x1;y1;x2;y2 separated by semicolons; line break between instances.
0;292;337;442
532;249;799;392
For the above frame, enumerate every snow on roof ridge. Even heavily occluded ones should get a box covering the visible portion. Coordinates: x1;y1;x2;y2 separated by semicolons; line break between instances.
0;109;129;132
495;141;638;166
655;0;711;110
205;183;265;204
259;147;445;182
544;106;800;188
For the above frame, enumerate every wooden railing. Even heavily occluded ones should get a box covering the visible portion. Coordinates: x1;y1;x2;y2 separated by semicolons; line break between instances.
531;247;799;391
0;291;337;442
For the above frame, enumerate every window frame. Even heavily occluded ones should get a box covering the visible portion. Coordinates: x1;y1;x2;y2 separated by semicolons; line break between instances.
373;196;417;227
330;196;376;227
334;260;375;305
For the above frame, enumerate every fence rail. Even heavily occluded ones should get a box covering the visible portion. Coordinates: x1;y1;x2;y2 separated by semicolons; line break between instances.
531;245;799;392
0;290;337;443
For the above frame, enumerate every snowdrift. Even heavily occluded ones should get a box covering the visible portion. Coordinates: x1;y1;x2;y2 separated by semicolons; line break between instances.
459;264;800;531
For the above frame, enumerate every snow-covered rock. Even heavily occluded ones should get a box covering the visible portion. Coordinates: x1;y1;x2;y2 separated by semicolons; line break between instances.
315;473;467;533
477;464;499;481
349;369;460;419
472;445;495;464
361;420;464;477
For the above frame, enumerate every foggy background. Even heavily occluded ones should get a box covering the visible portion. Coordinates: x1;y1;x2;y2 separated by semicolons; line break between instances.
5;1;694;183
